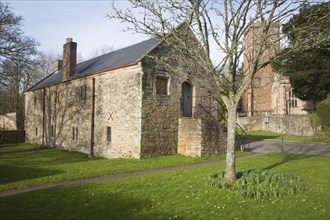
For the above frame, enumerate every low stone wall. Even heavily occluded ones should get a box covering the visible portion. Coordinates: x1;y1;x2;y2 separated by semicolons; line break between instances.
236;116;263;131
178;118;226;157
0;130;25;144
237;116;315;136
178;118;202;157
0;113;17;130
201;120;226;156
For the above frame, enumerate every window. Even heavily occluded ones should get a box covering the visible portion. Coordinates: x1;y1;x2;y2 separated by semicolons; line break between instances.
53;92;57;109
156;76;169;96
181;82;192;117
289;89;298;107
72;127;78;140
79;85;87;101
35;127;38;136
34;96;37;107
107;127;111;143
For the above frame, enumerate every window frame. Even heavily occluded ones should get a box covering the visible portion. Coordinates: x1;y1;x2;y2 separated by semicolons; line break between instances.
72;126;78;141
155;75;170;96
78;85;87;101
106;127;112;143
288;89;298;108
34;96;37;107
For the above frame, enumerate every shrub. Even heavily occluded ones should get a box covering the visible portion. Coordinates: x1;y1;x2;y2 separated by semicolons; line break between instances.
208;169;305;202
316;97;330;129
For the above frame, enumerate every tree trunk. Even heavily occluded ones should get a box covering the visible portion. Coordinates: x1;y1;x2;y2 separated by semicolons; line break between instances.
224;103;237;181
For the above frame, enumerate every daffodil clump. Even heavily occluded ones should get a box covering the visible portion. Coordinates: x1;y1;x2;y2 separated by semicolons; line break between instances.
208;169;305;202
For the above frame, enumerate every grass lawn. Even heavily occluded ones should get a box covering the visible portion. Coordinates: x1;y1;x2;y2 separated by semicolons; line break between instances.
238;130;330;143
0;153;329;219
0;143;250;192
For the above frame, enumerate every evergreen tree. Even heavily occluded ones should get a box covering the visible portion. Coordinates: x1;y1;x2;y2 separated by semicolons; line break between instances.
273;2;330;102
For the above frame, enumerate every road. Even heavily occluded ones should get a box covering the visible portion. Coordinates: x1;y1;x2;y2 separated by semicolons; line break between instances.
247;140;330;156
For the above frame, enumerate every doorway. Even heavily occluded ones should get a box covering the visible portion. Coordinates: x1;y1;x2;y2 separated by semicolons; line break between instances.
182;82;192;117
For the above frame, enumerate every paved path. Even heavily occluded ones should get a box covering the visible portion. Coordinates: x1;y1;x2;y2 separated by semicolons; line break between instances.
1;140;329;198
0;154;259;198
247;140;330;156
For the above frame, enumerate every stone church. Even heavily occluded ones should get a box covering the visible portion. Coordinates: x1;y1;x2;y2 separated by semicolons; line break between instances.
25;25;226;159
241;22;315;116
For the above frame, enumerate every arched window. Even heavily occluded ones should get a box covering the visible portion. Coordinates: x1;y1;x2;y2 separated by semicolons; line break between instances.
289;89;298;107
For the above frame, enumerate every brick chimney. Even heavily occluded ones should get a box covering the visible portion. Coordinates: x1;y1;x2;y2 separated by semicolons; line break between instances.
62;38;77;81
53;60;63;72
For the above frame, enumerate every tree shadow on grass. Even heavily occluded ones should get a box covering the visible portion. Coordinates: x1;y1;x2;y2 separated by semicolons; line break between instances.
0;145;51;156
263;153;314;170
1;187;174;220
0;164;63;185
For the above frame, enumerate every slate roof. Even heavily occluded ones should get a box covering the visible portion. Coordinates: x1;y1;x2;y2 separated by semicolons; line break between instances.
28;37;161;91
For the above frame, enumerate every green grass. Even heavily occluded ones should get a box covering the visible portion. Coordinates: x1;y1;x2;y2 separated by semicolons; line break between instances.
0;143;250;192
1;153;329;219
238;130;330;143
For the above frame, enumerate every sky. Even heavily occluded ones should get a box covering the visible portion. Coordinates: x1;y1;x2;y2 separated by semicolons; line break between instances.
5;0;149;58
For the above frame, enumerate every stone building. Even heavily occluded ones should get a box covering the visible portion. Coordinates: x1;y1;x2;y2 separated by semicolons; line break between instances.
25;26;226;159
0;112;17;130
241;22;315;116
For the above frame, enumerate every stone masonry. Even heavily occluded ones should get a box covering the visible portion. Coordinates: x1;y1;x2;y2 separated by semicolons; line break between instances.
242;22;314;116
26;65;143;158
25;26;227;159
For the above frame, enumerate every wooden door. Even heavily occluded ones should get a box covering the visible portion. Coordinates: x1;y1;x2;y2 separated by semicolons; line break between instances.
182;82;192;117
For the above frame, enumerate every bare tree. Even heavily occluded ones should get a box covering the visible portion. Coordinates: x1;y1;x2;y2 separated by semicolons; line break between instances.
0;58;40;129
108;0;321;181
0;2;39;129
0;2;38;64
36;51;62;78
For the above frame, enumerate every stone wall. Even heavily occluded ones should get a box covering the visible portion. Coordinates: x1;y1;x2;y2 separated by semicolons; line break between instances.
237;116;263;131
178;118;226;157
264;116;314;136
178;118;202;157
93;65;143;158
0;113;17;130
0;130;25;144
25;29;226;159
237;115;315;136
140;36;223;158
201;120;227;156
25;64;143;158
25;89;44;145
140;56;181;157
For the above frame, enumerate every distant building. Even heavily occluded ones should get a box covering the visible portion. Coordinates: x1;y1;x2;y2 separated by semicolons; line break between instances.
25;24;226;158
241;22;315;116
0;112;16;130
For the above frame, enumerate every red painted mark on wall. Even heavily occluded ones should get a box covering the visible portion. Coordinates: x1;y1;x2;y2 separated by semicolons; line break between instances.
107;112;114;121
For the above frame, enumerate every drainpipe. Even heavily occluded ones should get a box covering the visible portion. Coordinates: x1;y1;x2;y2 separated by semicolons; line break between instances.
250;25;255;117
251;81;254;116
42;88;46;146
90;78;95;156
